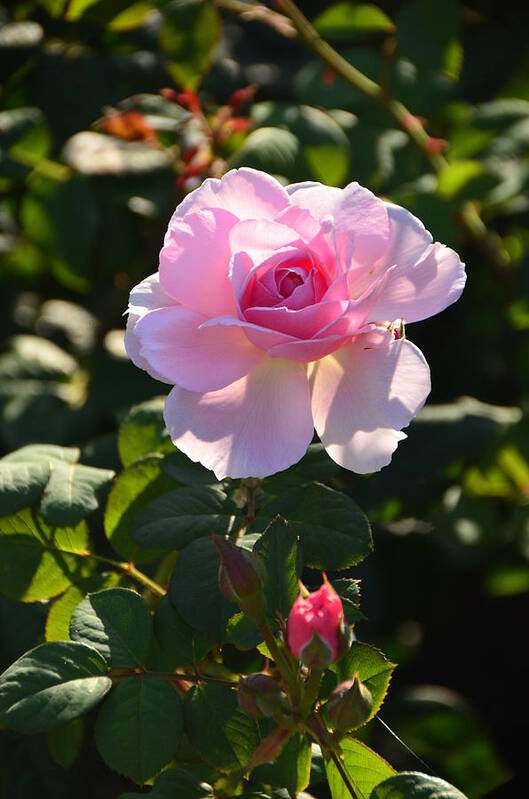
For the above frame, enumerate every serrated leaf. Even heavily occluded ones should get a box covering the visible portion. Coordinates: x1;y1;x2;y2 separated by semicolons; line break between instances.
70;588;152;668
333;643;396;726
118;397;173;467
0;509;90;602
169;537;236;640
183;683;259;771
2;444;81;465
252;733;312;796
45;573;121;642
253;518;300;627
131;485;238;550
0;641;111;732
160;449;219;486
332;578;365;625
118;766;213;799
39;461;115;526
371;772;468;799
260;483;372;570
153;596;212;669
326;737;395;799
104;455;174;562
95;676;183;784
0;461;50;515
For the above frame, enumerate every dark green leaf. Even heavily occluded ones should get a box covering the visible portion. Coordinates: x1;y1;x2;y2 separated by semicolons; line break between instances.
45;573;122;642
47;717;84;768
260;483;372;570
0;509;90;602
333;643;396;725
104;455;174;562
225;612;262;650
230;127;300;177
396;0;461;77
131;485;238;550
160;2;220;89
2;444;80;465
118;766;212;799
253;518;299;626
70;588;152;668
326;737;395;799
153;595;212;669
183;683;259;771
118;397;173;467
252;734;312;797
95;676;183;784
0;641;111;732
263;443;340;493
314;3;394;38
160;449;220;486
39;461;115;526
371;772;467;799
169;537;236;640
332;578;365;625
0;460;50;515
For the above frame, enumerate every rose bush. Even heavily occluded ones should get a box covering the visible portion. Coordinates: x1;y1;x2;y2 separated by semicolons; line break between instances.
125;168;466;479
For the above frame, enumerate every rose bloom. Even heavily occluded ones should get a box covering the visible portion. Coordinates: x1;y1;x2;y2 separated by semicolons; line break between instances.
125;168;465;479
287;580;344;664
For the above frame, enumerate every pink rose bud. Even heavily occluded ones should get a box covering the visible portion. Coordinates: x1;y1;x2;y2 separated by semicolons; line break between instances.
325;675;373;732
287;577;348;668
213;534;266;618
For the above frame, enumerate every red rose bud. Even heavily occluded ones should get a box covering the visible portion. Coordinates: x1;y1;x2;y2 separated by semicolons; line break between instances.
213;534;266;617
174;88;202;114
325;675;373;732
228;84;257;108
237;673;289;718
101;111;156;143
287;577;349;668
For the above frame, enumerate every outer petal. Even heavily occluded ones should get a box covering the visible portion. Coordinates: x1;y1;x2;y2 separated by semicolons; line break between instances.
164;359;314;479
309;332;431;473
244;300;348;339
167;168;291;227
134;306;263;392
124;272;175;384
160;208;238;318
368;241;466;324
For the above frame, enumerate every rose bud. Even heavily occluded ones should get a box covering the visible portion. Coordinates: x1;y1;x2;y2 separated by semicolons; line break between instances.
287;577;350;669
237;673;289;718
324;675;373;732
213;534;266;618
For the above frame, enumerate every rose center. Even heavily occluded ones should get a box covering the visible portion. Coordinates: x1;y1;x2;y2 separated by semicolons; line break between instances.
276;269;305;298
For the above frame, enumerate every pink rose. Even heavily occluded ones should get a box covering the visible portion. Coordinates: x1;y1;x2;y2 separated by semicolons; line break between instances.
287;580;344;665
125;168;465;479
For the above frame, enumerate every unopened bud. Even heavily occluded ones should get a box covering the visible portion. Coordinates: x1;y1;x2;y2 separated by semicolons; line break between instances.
325;675;373;732
287;576;350;667
213;534;266;618
228;84;257;108
238;673;288;718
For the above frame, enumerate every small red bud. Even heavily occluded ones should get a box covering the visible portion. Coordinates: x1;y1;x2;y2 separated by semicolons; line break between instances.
174;88;202;114
322;68;338;86
237;673;288;718
213;534;266;618
100;111;156;143
425;136;448;154
228;84;257;108
287;576;349;667
325;675;373;731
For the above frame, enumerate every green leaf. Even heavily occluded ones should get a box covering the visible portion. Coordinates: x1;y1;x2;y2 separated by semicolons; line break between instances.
169;537;236;640
0;509;90;602
153;596;212;669
0;641;111;732
45;573;121;641
107;1;155;30
39;461;115;526
230;128;300;177
253;518;300;626
69;588;152;668
118;397;173;467
47;717;84;768
263;443;341;492
183;683;259;771
160;449;219;486
371;772;467;799
326;738;395;799
0;460;50;515
225;612;262;650
118;767;213;799
333;643;396;725
104;455;174;562
332;578;365;625
252;734;312;796
260;483;372;570
160;2;220;89
95;676;183;784
437;160;496;201
2;444;81;465
131;485;238;550
314;3;394;38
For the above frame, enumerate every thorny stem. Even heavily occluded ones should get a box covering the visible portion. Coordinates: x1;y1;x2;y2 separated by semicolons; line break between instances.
84;552;166;597
109;667;238;687
216;0;510;268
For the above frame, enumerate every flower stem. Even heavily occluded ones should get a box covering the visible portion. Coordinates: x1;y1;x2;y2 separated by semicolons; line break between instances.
305;716;360;799
84;552;166;597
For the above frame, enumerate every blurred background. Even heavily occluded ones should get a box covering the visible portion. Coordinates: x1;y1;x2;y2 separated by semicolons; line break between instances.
1;0;528;796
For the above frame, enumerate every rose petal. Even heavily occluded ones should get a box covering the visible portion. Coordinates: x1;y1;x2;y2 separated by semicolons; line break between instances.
309;332;431;473
244;300;348;339
168;167;291;226
124;272;175;383
200;314;296;351
164;359;314;479
134;306;263;392
160;208;238;318
368;241;466;324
